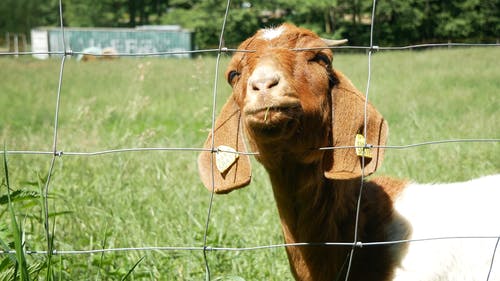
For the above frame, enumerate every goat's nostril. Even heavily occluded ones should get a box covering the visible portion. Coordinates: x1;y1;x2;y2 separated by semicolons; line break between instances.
251;76;280;92
269;79;279;88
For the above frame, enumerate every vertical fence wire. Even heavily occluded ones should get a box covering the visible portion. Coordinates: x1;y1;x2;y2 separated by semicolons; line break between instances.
203;1;233;280
487;237;500;281
344;0;378;280
42;0;67;261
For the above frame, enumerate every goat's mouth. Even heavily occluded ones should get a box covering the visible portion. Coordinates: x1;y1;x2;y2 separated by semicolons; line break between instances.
244;103;302;138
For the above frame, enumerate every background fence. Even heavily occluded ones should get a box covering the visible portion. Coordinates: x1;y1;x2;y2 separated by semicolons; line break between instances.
31;26;194;60
1;0;499;280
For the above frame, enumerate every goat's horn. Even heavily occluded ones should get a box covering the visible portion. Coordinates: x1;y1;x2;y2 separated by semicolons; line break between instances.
322;38;348;46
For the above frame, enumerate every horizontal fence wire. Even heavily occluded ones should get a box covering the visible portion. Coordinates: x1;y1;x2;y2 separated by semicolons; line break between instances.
1;43;500;57
2;235;500;255
4;138;500;157
1;0;499;280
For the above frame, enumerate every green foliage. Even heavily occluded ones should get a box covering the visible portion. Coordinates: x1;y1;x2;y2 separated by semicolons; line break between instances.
0;0;59;35
375;1;426;45
1;150;72;280
435;0;499;40
63;0;126;27
2;150;30;281
1;0;499;49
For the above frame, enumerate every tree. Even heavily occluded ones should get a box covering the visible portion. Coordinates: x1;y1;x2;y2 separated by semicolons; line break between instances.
0;0;497;49
0;0;59;35
64;0;127;27
375;0;425;45
432;0;499;42
126;0;170;26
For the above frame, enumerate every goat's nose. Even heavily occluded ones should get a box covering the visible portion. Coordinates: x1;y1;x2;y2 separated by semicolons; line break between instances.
250;74;280;92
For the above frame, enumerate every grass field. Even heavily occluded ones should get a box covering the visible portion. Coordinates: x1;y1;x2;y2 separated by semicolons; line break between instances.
1;47;499;280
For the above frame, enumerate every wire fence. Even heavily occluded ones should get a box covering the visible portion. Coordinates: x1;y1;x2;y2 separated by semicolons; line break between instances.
1;0;499;280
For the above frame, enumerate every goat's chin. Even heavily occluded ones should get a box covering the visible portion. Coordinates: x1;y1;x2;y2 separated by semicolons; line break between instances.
244;109;300;142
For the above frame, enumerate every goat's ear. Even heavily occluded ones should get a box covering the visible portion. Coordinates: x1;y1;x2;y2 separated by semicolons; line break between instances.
324;70;388;180
198;96;252;194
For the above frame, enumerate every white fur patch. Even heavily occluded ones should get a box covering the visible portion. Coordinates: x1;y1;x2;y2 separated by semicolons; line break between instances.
390;175;500;281
261;26;285;41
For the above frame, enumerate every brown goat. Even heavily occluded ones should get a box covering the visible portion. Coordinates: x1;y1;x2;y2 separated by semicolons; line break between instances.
198;24;500;281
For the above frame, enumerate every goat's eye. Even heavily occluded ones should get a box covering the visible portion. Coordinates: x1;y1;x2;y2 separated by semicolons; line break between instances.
311;53;331;67
227;70;240;84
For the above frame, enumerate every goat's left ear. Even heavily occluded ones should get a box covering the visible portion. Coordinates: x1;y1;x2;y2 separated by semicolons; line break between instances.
198;96;252;194
323;70;388;180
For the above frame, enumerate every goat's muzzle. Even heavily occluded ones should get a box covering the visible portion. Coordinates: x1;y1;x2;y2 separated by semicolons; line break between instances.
242;56;303;141
243;102;302;142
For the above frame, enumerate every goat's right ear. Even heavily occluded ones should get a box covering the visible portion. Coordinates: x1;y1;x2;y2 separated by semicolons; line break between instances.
197;96;252;194
324;70;388;180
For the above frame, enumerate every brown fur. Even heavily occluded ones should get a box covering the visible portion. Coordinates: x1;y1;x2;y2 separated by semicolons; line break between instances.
198;24;410;280
269;163;407;280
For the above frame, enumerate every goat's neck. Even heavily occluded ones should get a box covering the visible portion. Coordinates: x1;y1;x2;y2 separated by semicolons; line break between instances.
264;158;403;281
263;157;365;280
266;159;359;244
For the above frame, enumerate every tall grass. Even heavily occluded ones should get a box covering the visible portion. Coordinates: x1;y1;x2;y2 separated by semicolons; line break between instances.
2;149;35;280
0;47;499;280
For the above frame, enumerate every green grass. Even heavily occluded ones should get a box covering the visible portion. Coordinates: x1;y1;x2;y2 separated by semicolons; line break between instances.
0;48;499;280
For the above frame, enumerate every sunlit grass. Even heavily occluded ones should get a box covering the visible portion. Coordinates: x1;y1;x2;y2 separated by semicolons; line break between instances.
0;47;499;279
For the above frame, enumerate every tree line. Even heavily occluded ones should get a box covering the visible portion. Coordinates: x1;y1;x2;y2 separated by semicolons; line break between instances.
0;0;498;49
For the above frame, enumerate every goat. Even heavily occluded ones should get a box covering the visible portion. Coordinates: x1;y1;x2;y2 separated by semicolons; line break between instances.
198;23;500;281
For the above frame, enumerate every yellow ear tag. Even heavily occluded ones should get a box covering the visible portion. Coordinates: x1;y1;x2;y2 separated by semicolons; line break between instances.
355;134;373;158
215;145;239;174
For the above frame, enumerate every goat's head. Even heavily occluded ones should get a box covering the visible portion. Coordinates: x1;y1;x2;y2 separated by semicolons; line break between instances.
198;23;388;193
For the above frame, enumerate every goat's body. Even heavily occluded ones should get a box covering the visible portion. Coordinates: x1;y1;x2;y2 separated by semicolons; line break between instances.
273;170;500;281
392;175;500;281
198;23;500;281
